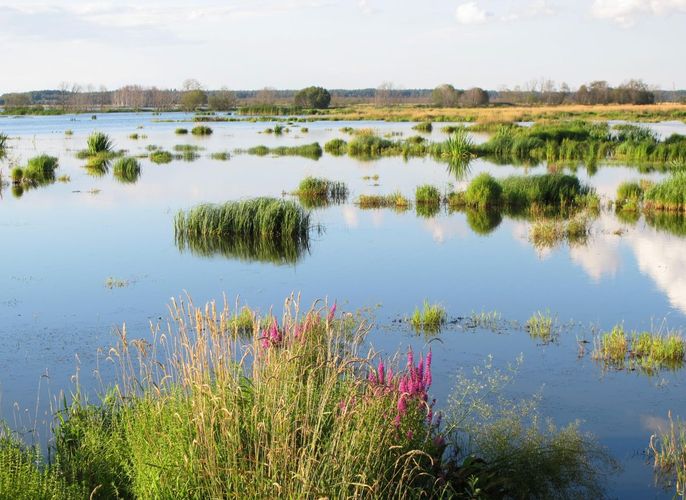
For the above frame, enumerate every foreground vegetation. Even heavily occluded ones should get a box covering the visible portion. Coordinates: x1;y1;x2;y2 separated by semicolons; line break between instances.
0;295;616;498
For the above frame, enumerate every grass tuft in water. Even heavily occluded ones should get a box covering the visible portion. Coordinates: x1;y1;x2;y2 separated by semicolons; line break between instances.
175;128;188;135
649;412;686;497
149;150;173;164
412;121;433;133
113;157;141;184
410;301;446;333
191;125;213;136
357;192;411;210
415;185;441;205
324;138;348;156
293;177;348;208
526;311;557;344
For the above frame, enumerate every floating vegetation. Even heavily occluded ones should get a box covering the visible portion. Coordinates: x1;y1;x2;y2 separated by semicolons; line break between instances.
113;157;141;184
175;128;188;135
410;301;446;333
175;198;311;264
649;412;686;498
173;144;202;152
593;325;686;373
466;310;502;331
64;129;73;136
57;175;70;183
356;192;411;210
293;177;348;208
644;174;686;212
244;143;323;160
300;127;309;133
526;311;557;344
105;277;130;289
362;174;380;181
150;150;173;164
191;125;213;136
412;121;433;133
210;151;231;161
129;133;140;140
324;138;348;156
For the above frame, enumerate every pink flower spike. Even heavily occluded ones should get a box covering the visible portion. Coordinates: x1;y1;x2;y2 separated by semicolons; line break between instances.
417;356;424;382
406;431;413;440
407;349;414;369
327;302;337;322
397;394;407;415
378;360;385;385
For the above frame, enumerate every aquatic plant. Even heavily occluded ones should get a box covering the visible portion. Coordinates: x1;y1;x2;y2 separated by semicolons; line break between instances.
149;150;173;164
592;325;685;373
244;143;323;160
175;198;311;264
324;138;348;156
464;173;502;208
64;129;73;136
113;157;141;184
175;128;188;135
293;177;348;208
415;185;441;206
644;174;686;212
530;216;590;248
191;125;213;136
649;412;686;497
412;121;433;133
10;167;23;184
210;151;231;161
356;192;410;210
24;155;59;184
432;129;475;163
526;311;556;344
410;301;446;333
615;180;644;211
86;132;113;156
129;133;140;140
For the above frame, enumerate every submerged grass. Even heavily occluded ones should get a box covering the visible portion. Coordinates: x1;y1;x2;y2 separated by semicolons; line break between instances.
175;198;311;264
649;412;686;497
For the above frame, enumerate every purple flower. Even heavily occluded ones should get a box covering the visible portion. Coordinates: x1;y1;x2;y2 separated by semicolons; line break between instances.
397;394;407;415
327;302;337;322
378;360;385;385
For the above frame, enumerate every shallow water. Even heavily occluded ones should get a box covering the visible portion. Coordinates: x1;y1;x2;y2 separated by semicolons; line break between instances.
2;113;686;498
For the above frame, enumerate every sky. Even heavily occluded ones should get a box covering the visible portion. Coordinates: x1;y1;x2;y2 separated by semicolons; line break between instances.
0;0;684;92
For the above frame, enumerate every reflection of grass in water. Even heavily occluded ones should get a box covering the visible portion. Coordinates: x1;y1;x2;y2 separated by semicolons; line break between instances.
175;198;311;265
592;325;685;374
649;412;686;498
415;203;440;218
529;216;591;249
645;211;686;236
466;209;502;235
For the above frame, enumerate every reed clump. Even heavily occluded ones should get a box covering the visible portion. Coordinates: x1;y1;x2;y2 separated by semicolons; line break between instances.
415;185;441;205
244;143;323;160
113;157;141;184
644;174;686;212
615;180;645;211
149;150;173;164
649;412;686;497
412;121;433;133
324;138;348;156
293;177;348;208
175;198;311;264
23;155;59;184
175;128;188;135
526;311;557;344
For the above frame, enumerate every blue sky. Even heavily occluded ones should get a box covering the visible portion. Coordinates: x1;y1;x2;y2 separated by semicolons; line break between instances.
0;0;684;92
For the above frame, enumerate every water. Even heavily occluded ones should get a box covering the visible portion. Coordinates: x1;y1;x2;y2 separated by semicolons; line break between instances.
1;113;686;498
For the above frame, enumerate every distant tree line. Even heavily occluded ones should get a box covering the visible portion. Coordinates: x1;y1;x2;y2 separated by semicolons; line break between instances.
1;79;684;112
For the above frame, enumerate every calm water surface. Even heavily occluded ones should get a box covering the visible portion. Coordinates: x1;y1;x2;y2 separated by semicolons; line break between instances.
2;113;686;498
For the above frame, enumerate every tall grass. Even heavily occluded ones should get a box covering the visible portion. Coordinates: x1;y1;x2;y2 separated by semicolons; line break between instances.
293;177;348;208
86;132;113;156
615;180;644;211
644;174;686;212
245;143;323;160
324;138;348;156
113;157;141;184
412;121;432;133
356;192;411;210
149;150;173;164
410;301;446;333
24;155;59;184
191;125;213;136
175;198;311;264
415;185;441;205
649;412;686;497
464;173;502;208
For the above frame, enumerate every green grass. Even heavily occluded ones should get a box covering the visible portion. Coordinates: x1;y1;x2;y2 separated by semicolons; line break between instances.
526;311;556;343
86;132;113;156
593;325;685;373
412;121;432;133
175;127;188;135
293;177;348;208
24;155;59;184
464;173;503;208
615;180;645;211
210;151;231;161
10;167;23;184
649;412;686;497
113;157;141;184
324;138;348;156
149;150;173;164
244;143;323;160
410;301;446;333
356;192;411;210
64;129;73;136
415;185;441;205
191;125;213;136
128;133;140;140
175;198;311;264
530;216;590;248
644;174;686;212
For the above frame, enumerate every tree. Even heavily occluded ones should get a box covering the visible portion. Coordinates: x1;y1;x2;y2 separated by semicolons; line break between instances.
208;87;236;111
459;87;489;107
294;86;331;109
2;93;32;109
255;87;277;105
375;82;398;106
431;84;461;107
180;89;207;111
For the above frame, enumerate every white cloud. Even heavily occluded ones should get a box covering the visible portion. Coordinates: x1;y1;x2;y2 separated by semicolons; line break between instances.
591;0;686;27
455;2;490;24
